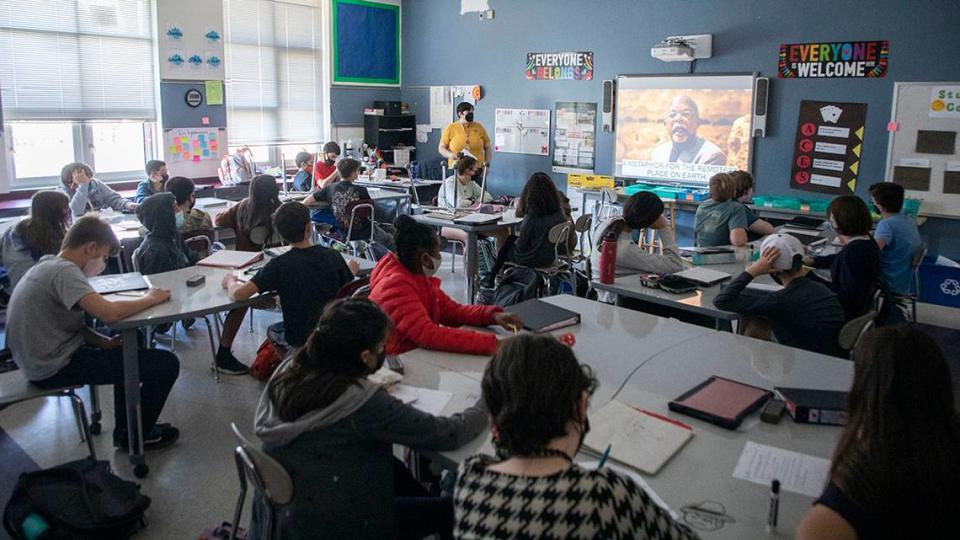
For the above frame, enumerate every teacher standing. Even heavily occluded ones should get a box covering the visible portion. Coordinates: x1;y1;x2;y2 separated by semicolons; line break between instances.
439;102;491;170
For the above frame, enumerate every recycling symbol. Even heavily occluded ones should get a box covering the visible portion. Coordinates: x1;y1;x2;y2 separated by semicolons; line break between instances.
941;279;960;297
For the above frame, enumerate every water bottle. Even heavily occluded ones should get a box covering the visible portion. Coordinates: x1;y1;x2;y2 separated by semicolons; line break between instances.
599;232;618;284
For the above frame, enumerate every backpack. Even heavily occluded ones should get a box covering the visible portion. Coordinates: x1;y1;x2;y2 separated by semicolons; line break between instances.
493;266;543;308
251;337;286;381
3;458;150;540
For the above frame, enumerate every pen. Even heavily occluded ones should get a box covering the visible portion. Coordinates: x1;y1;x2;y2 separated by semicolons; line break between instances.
767;479;780;533
114;290;146;297
511;324;519;335
597;444;612;469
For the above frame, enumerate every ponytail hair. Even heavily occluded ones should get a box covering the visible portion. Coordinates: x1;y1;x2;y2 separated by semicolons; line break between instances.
268;298;392;422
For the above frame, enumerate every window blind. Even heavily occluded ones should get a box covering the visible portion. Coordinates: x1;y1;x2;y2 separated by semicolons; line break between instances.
0;0;156;121
224;0;325;146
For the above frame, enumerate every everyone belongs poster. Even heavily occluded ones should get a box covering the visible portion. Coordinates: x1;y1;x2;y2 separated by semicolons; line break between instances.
790;100;867;194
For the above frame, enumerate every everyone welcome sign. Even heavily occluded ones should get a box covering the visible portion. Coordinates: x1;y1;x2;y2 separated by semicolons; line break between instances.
778;40;888;78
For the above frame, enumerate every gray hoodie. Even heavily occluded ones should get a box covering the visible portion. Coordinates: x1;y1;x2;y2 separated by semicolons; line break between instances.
250;359;487;539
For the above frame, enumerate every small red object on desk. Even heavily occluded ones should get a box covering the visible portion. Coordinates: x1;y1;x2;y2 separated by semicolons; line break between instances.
558;333;576;347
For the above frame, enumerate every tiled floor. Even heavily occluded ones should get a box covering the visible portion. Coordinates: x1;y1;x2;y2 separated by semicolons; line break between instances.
0;253;470;539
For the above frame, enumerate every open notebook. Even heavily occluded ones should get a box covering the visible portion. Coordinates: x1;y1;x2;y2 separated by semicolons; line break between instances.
584;400;693;474
197;250;264;269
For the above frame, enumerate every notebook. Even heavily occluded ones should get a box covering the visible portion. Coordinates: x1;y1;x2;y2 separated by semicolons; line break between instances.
509;298;580;332
89;272;150;294
672;267;731;286
584;400;694;474
668;376;772;430
453;213;502;225
197;250;264;269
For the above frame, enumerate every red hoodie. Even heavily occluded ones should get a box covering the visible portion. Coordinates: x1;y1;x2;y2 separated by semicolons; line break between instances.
369;253;502;356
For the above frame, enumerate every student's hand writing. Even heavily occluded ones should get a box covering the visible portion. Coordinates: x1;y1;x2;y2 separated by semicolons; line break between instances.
145;287;172;304
222;274;238;289
747;247;780;277
493;312;523;333
347;259;360;275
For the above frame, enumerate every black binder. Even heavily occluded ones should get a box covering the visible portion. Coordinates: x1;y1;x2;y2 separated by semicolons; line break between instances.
509;299;580;333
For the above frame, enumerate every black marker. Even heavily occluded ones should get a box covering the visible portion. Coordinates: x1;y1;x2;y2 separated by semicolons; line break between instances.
767;479;780;533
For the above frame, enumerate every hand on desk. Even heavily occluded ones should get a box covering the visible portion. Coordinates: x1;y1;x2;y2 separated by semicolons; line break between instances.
222;274;238;289
145;287;172;305
493;311;523;333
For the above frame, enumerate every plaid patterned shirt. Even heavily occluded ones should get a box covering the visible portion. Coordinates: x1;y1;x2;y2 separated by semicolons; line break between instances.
454;455;698;540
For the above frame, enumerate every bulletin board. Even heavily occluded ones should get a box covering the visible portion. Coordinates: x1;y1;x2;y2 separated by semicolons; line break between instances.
494;109;551;156
163;127;227;179
552;102;597;174
886;82;960;218
332;0;401;86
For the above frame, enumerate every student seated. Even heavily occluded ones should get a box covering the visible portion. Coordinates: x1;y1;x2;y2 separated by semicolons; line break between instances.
694;172;749;247
368;215;521;356
134;193;200;274
713;233;845;357
483;172;576;285
59;162;137;217
730;170;775;237
1;191;70;291
222;202;359;349
313;141;342;189
291;152;315;192
797;325;960;540
591;191;684;280
454;334;698;539
214;175;284;375
164;175;214;233
303;158;395;250
868;182;921;295
438;156;492;209
134;160;168;204
254;298;486;539
6;216;179;449
804;196;881;321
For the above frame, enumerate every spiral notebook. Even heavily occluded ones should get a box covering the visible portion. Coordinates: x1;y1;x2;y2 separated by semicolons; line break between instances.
584;400;693;474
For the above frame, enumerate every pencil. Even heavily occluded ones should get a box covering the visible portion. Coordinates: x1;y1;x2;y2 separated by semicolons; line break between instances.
597;444;612;469
512;324;519;335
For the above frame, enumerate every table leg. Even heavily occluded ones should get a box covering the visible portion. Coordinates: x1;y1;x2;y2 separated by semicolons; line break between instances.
465;232;479;303
122;328;148;478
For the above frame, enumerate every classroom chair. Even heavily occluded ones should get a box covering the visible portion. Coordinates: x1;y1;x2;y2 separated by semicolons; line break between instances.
906;244;928;322
595;188;622;229
0;373;99;460
501;222;574;298
838;310;878;355
230;423;293;540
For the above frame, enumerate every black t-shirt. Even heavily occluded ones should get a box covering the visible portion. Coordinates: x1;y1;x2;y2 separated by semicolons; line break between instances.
251;245;354;347
312;181;372;238
511;211;569;268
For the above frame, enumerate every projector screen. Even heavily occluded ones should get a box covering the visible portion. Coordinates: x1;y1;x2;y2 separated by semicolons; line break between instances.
614;74;756;185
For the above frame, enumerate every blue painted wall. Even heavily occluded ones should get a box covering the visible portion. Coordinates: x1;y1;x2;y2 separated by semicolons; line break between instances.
330;86;401;125
399;0;960;257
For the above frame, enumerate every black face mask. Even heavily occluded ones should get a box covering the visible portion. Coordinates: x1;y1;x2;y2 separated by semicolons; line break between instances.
325;159;335;166
158;173;169;183
369;349;386;374
464;112;475;122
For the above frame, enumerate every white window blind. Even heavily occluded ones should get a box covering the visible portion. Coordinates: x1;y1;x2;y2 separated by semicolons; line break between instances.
0;0;156;121
224;0;325;146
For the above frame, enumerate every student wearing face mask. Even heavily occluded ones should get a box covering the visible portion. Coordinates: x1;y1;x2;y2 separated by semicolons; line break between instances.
6;216;180;451
439;102;491;170
368;215;521;356
291;151;315;192
454;334;698;539
253;298;487;539
164;175;213;233
135;160;169;204
313;141;342;190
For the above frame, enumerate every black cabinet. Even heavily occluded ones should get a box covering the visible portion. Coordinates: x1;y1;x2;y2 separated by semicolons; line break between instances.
363;113;416;165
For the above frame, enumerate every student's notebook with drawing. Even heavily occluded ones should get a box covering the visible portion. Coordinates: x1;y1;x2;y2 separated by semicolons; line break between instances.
89;272;150;294
672;266;732;287
197;250;264;269
584;400;694;474
509;298;580;332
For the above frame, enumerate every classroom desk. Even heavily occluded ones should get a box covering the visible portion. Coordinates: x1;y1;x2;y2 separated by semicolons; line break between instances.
355;177;442;206
398;295;852;539
263;245;375;277
410;210;523;302
105;265;277;478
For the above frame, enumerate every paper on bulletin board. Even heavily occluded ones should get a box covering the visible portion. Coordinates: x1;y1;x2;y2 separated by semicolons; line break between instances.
205;80;223;105
416;125;431;143
494;108;550;156
553;101;598;174
165;128;222;163
429;85;479;129
460;0;489;15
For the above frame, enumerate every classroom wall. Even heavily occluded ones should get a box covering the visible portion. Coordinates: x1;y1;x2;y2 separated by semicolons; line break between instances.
399;0;960;257
329;86;401;126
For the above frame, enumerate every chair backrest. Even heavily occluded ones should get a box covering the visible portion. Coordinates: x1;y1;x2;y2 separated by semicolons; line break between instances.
911;244;927;295
183;231;213;255
574;214;593;256
597;188;621;222
336;276;371;299
230;423;293;506
131;246;142;273
548;221;573;264
344;201;375;243
838;310;877;352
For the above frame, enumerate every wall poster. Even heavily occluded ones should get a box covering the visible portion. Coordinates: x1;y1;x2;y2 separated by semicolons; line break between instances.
552;102;597;174
790;100;867;194
494;109;550;156
526;51;593;81
778;41;888;79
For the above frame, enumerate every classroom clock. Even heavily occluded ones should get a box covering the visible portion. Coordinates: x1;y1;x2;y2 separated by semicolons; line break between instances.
185;89;203;108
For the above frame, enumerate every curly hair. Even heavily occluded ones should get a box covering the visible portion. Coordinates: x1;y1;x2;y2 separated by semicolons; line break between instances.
516;172;561;218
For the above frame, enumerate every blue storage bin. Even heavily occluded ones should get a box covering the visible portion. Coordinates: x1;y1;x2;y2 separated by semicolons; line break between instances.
918;255;960;308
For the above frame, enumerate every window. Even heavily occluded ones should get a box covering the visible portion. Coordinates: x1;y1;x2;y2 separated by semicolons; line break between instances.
0;0;157;188
224;0;327;148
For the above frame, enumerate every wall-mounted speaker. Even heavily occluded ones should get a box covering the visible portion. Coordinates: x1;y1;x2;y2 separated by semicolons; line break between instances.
602;79;616;133
752;77;769;137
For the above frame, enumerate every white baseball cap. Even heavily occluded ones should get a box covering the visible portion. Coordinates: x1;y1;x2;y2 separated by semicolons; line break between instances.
759;233;805;271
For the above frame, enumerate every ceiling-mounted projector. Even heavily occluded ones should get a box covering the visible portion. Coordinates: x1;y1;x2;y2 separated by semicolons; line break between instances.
651;34;713;62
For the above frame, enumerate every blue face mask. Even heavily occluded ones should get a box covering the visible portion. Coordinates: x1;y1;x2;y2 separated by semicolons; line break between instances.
175;211;185;228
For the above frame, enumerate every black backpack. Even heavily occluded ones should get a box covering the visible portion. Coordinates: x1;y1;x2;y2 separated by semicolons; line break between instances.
493;266;543;307
3;458;151;539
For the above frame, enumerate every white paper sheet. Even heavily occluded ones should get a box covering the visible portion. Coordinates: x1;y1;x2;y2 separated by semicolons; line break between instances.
460;0;490;14
430;86;453;128
389;385;454;417
732;441;830;498
582;460;678;520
